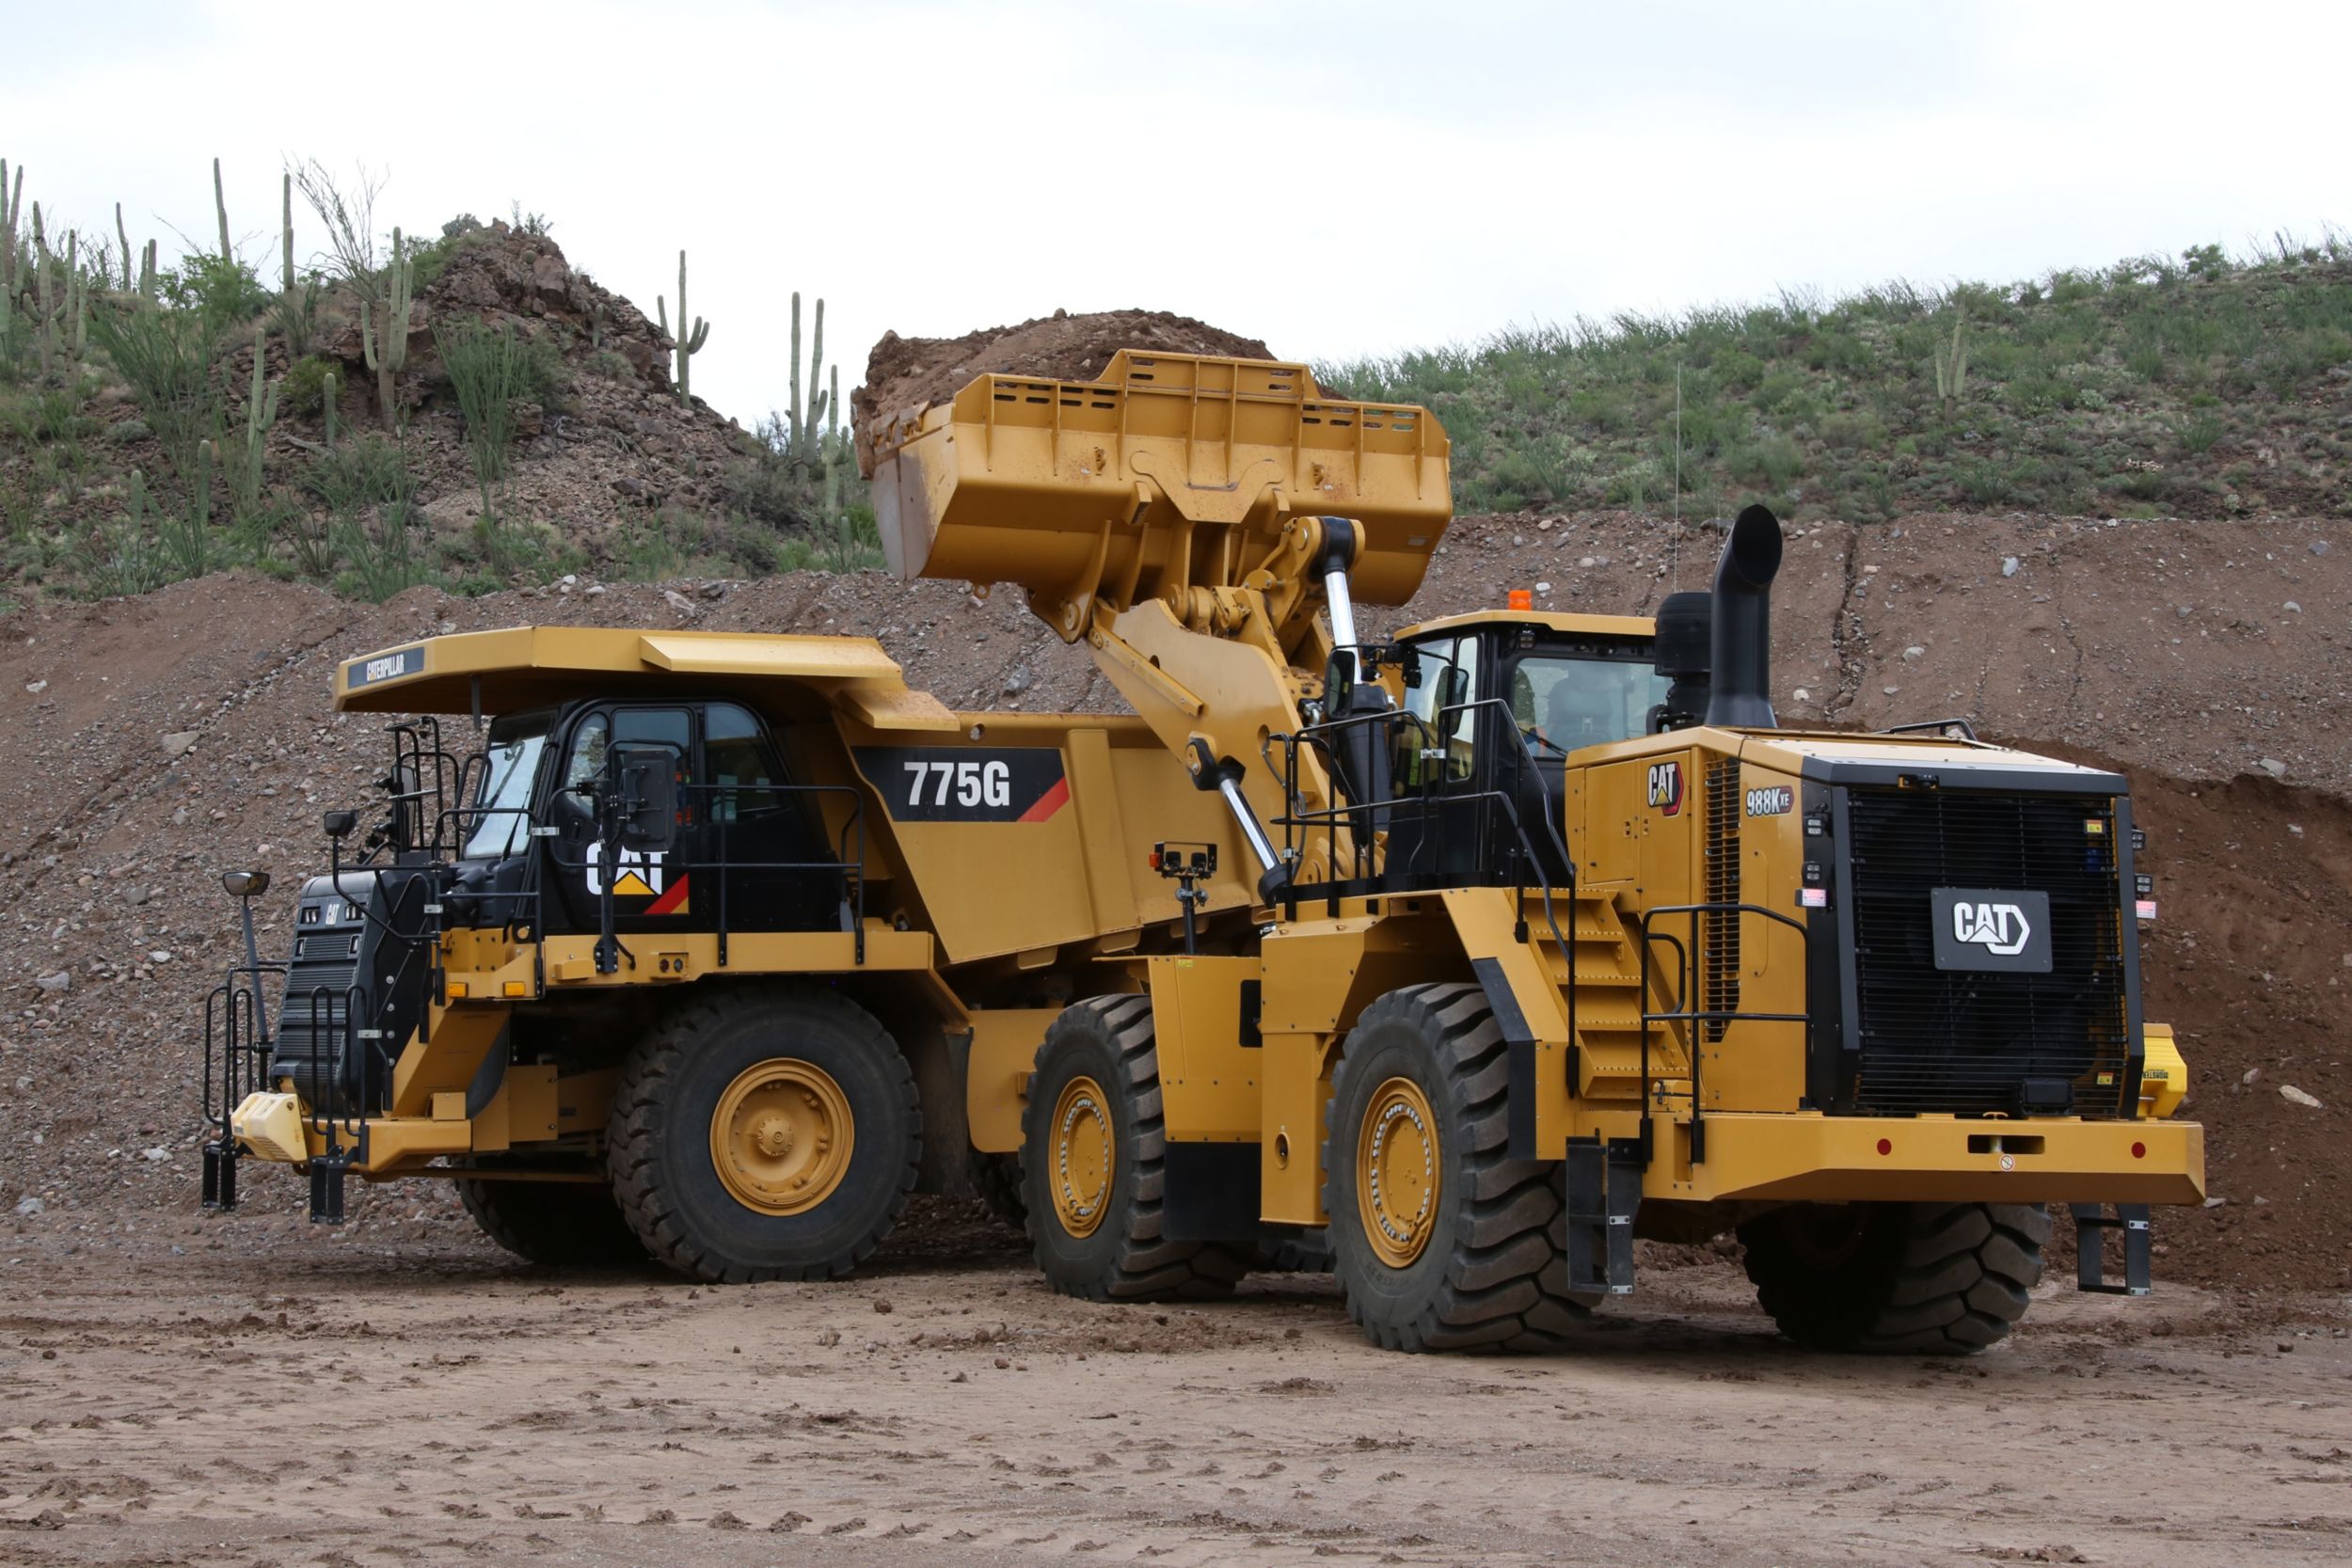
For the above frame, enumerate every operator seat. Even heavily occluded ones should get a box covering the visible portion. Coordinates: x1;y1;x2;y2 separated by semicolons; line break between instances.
1545;678;1621;752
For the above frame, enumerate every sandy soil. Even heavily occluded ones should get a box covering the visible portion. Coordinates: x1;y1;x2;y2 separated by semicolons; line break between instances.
3;1209;2346;1567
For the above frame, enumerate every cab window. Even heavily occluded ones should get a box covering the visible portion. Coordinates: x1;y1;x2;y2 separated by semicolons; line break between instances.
1515;655;1673;752
705;703;782;823
1400;636;1479;783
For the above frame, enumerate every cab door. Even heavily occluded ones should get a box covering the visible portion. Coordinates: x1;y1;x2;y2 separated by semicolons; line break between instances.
702;701;846;933
545;703;697;935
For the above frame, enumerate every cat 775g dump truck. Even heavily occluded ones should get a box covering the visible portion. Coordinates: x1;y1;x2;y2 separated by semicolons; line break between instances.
202;350;2201;1354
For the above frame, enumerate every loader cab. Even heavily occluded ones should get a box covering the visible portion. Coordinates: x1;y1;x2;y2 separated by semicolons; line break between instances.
451;697;848;939
1384;613;1671;889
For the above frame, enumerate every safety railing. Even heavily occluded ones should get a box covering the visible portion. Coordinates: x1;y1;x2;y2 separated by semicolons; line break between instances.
1264;697;1581;1079
1634;902;1812;1164
199;960;283;1210
540;780;871;967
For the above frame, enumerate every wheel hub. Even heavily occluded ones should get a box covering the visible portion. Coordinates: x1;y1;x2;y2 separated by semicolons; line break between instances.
709;1058;854;1215
1358;1077;1440;1268
1049;1075;1114;1239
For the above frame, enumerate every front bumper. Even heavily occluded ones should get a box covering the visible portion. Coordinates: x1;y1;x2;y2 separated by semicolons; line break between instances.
230;1090;473;1172
1664;1111;2204;1206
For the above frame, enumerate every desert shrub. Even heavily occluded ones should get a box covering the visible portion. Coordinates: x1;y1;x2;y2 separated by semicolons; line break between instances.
280;354;341;417
436;319;533;501
159;253;274;334
86;305;222;481
72;511;167;598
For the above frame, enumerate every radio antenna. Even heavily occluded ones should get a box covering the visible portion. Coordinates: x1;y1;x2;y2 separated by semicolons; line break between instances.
1671;361;1683;589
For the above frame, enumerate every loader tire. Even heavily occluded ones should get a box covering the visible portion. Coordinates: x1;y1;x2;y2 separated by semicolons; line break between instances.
608;986;919;1284
1737;1200;2050;1354
1324;983;1587;1354
974;1151;1026;1233
456;1170;646;1267
1021;995;1250;1303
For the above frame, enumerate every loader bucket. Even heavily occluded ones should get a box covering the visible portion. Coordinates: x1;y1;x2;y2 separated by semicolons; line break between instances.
867;352;1452;638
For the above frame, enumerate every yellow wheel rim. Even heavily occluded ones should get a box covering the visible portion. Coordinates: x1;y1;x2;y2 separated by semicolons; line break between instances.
1048;1074;1115;1239
709;1058;854;1216
1357;1076;1441;1268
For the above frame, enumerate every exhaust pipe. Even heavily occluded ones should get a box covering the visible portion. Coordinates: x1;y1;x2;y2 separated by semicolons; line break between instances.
1704;504;1783;729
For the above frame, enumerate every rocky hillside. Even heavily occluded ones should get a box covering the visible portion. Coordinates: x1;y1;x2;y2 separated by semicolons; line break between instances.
3;216;849;603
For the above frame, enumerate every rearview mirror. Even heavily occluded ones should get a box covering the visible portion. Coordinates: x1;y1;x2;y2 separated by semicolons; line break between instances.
323;810;358;840
613;748;678;855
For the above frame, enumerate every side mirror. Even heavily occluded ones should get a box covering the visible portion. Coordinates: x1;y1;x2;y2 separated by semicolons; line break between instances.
614;748;678;855
323;810;358;840
1445;666;1472;710
220;869;271;898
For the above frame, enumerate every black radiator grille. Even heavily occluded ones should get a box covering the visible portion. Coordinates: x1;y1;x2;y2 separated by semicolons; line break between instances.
271;932;360;1097
1845;788;2129;1117
1703;759;1740;1042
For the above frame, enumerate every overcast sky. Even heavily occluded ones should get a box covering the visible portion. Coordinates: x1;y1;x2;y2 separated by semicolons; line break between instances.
13;0;2348;426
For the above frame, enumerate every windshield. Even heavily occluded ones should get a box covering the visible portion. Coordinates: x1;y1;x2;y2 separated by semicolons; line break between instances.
1509;652;1674;753
462;711;553;859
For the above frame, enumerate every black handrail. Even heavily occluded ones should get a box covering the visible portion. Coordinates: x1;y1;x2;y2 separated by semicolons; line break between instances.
1263;697;1581;1096
1634;901;1812;1164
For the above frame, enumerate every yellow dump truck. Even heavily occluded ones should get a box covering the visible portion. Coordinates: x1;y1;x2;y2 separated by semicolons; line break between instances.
203;351;2201;1353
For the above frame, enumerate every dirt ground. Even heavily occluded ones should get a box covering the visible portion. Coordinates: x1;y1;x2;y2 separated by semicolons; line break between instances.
3;1206;2347;1568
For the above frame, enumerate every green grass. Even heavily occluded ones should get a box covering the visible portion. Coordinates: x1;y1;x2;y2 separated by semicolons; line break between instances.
1318;232;2352;521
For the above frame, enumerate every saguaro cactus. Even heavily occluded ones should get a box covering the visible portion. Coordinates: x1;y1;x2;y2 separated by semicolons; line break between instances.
234;332;279;519
359;227;413;429
279;172;294;295
213;156;232;261
787;292;829;461
1;158;23;310
1932;309;1969;420
116;201;133;294
655;248;708;405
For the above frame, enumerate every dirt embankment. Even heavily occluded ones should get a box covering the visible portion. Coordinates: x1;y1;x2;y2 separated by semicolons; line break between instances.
850;309;1277;474
0;507;2346;1293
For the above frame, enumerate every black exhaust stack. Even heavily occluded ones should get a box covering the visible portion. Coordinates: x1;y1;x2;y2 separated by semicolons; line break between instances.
1704;504;1784;729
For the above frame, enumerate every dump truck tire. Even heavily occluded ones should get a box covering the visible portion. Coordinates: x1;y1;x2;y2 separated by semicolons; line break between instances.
455;1171;646;1267
973;1151;1026;1233
1021;994;1249;1302
608;986;919;1284
1324;983;1587;1353
1737;1201;2050;1354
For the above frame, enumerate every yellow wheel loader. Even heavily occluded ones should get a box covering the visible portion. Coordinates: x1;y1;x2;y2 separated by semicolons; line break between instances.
199;351;2200;1354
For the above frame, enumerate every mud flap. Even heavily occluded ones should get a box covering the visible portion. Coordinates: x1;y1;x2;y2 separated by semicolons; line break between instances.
200;1141;238;1212
1565;1137;1640;1296
309;1156;349;1225
2070;1202;2152;1295
1162;1142;1261;1244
